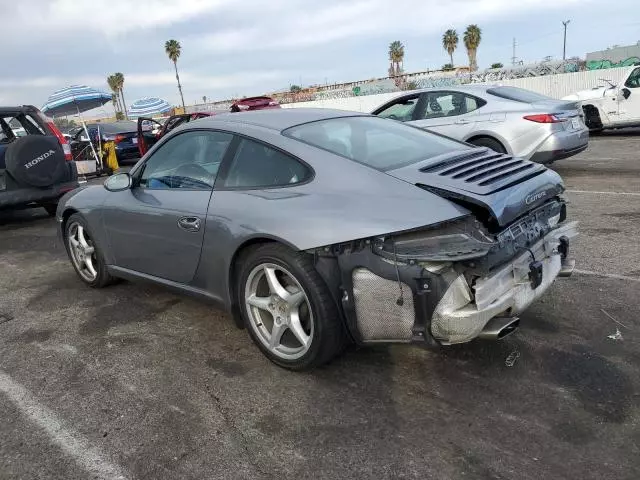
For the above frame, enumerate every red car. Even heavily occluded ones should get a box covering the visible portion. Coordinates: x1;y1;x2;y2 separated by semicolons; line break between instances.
230;96;280;112
137;96;281;155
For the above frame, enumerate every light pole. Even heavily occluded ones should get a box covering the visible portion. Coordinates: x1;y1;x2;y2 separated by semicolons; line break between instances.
562;20;571;60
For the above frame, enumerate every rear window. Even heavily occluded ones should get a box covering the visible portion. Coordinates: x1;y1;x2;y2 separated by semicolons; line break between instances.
0;113;45;142
93;121;137;134
284;116;469;171
486;86;552;103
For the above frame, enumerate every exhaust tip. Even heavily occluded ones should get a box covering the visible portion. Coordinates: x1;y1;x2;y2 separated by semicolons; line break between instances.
496;319;520;339
479;317;520;340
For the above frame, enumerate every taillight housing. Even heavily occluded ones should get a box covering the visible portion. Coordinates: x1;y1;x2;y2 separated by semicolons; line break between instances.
523;114;565;124
114;134;126;143
45;121;73;161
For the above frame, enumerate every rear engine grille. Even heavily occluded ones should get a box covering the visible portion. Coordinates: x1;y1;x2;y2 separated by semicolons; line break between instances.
421;148;538;188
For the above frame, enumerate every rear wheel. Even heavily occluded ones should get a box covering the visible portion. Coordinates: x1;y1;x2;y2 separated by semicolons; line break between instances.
469;137;507;154
64;213;114;288
236;244;347;370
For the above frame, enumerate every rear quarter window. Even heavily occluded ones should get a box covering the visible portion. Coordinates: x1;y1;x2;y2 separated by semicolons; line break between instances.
222;138;312;188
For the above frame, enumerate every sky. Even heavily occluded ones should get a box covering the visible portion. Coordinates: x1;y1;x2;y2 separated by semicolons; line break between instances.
1;0;639;117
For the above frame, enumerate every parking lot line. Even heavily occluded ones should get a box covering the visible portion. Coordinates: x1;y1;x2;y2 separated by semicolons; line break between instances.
0;371;128;480
574;269;640;283
566;189;640;196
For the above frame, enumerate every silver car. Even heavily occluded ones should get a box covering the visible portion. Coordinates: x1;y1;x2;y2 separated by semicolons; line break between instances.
57;109;577;370
372;85;589;164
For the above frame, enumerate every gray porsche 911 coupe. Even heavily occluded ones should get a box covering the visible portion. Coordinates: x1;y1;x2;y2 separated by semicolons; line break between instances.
57;108;577;370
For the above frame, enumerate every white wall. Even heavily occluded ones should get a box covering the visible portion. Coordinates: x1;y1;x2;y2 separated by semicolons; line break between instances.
480;66;634;99
281;91;404;112
282;66;635;113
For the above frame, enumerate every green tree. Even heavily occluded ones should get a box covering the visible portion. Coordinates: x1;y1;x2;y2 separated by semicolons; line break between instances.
388;40;405;77
491;62;504;69
165;39;186;109
442;63;454;71
115;111;125;121
110;93;119;116
202;95;207;103
290;85;302;93
107;75;122;114
442;29;458;67
463;25;482;71
114;72;127;119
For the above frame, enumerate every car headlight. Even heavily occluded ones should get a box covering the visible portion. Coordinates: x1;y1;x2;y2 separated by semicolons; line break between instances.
373;216;495;262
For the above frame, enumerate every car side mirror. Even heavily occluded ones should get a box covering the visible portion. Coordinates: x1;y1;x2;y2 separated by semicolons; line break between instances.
622;88;631;99
104;173;131;192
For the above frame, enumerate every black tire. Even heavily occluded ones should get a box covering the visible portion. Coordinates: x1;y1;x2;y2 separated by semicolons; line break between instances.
582;105;603;132
63;213;115;288
236;243;347;370
469;137;507;154
5;135;68;187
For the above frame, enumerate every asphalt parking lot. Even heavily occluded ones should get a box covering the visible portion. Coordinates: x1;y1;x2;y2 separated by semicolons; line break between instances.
0;132;639;480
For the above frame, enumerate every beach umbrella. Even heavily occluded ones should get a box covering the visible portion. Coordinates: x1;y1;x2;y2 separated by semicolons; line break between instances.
128;97;171;118
42;85;112;165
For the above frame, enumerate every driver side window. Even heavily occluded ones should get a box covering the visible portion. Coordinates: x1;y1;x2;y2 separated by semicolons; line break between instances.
419;91;486;119
376;95;419;122
624;67;640;88
139;130;232;190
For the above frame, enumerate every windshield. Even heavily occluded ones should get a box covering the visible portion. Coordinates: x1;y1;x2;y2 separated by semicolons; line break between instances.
486;86;553;103
284;116;469;171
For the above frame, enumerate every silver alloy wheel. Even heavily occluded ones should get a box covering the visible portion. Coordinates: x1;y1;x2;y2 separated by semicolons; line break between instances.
67;222;98;282
244;263;314;360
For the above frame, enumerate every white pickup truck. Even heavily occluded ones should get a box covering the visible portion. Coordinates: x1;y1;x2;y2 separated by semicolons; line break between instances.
563;66;640;131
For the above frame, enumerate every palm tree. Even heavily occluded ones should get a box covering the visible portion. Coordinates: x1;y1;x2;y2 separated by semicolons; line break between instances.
114;72;127;119
202;95;207;104
463;25;482;71
110;93;118;117
107;75;122;113
442;29;458;67
165;39;186;109
388;40;405;77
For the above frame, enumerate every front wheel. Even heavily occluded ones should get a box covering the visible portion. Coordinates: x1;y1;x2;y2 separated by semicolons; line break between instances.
64;213;115;288
236;244;347;370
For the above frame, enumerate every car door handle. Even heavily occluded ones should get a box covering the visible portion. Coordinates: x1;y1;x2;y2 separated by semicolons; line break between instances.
455;119;471;124
178;216;202;232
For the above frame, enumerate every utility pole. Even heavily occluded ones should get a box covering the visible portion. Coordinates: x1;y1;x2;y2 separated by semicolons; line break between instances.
511;38;517;66
562;20;571;60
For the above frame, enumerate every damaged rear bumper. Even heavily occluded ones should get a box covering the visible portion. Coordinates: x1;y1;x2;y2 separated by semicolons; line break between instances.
432;221;577;344
335;220;578;346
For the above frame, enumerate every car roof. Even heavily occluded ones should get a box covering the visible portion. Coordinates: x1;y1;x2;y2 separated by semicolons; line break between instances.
0;105;40;115
409;84;493;95
193;108;365;131
87;121;137;133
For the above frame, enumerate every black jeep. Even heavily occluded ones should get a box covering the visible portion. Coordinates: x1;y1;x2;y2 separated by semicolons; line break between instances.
0;106;78;215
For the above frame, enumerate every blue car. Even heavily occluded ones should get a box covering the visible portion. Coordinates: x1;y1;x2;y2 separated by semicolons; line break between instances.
70;121;141;165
